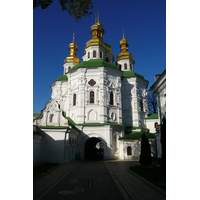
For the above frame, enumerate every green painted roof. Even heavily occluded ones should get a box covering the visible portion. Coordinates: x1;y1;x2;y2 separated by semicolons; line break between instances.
38;126;69;129
146;113;158;119
56;75;68;81
119;132;155;140
71;59;118;72
77;122;124;127
122;71;144;79
62;112;123;127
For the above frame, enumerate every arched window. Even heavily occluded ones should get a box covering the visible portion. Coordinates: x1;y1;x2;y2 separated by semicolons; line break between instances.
127;146;132;155
140;100;143;112
119;64;122;71
93;50;96;57
110;92;114;105
49;114;54;122
73;93;76;106
100;51;103;58
88;52;90;59
154;122;158;128
90;91;94;103
124;63;127;70
106;57;109;62
68;66;71;72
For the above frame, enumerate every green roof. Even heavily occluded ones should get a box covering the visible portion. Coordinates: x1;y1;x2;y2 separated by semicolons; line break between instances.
77;122;124;127
119;132;156;140
38;126;69;129
56;75;68;81
122;71;144;79
146;113;158;119
71;59;119;72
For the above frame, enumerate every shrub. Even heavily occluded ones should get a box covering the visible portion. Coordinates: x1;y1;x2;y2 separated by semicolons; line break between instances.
139;133;152;166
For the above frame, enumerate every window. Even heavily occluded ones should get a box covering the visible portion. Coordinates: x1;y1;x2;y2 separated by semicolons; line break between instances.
140;100;143;112
88;52;90;59
140;100;143;111
119;64;121;71
154;122;158;128
106;57;109;62
68;66;71;72
124;63;127;70
100;51;103;58
127;146;132;155
49;114;54;122
90;91;94;103
73;94;76;106
88;79;96;86
110;92;114;105
93;50;96;57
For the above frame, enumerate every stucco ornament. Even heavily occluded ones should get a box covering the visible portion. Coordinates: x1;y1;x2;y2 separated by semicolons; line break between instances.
142;89;147;97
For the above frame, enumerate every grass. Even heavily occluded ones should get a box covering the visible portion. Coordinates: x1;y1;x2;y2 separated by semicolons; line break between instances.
129;164;166;191
33;163;60;178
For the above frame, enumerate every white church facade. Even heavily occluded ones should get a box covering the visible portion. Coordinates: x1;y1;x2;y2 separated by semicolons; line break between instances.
33;17;157;164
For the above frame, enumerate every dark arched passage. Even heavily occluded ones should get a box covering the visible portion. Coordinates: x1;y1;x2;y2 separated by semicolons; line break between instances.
85;137;104;160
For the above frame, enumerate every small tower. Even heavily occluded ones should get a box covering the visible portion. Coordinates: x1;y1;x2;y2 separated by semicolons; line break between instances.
63;33;80;74
117;30;135;71
82;11;114;63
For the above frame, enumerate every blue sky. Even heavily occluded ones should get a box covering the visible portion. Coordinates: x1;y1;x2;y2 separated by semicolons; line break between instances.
33;0;166;112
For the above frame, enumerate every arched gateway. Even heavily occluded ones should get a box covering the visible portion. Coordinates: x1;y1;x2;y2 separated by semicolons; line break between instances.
84;137;104;160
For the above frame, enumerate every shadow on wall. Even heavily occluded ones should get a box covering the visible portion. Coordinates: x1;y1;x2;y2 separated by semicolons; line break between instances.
33;126;111;164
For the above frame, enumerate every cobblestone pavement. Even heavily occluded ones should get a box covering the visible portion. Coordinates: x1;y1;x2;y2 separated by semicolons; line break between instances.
105;160;166;200
33;160;166;200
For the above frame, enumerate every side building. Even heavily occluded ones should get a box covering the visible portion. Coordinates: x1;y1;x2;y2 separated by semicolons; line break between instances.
149;69;166;160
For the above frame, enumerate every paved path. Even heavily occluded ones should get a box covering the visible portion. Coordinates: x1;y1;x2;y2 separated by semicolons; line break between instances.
33;160;166;200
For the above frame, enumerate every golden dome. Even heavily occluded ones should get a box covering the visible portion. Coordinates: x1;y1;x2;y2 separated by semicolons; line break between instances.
64;33;80;63
117;30;133;61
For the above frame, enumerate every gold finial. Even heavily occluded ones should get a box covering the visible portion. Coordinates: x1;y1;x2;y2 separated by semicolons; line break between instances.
97;10;99;22
73;32;75;42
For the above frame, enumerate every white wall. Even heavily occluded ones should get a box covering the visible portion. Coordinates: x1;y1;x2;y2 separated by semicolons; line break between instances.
145;118;159;133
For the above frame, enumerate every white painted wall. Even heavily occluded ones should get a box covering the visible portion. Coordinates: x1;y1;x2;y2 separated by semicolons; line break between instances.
145;118;159;133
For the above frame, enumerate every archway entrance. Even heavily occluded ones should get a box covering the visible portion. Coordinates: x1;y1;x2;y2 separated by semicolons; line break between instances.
85;137;104;160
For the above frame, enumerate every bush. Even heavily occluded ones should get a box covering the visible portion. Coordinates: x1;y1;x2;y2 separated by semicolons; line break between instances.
139;133;152;166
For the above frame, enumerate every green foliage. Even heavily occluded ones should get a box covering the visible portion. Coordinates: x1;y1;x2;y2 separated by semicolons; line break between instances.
139;133;152;166
33;0;93;21
129;165;166;191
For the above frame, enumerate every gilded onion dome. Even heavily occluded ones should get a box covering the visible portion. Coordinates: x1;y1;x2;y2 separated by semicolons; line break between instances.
84;11;112;54
117;30;134;61
64;33;80;63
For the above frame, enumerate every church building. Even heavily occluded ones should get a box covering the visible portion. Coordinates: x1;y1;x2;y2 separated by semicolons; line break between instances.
33;15;156;164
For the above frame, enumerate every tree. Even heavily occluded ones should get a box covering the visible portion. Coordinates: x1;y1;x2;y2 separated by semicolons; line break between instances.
147;91;158;115
139;133;152;166
160;117;166;174
33;0;93;21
